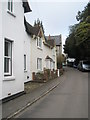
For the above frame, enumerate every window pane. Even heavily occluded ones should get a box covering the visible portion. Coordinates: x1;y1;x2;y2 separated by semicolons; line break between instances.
5;41;11;56
37;59;39;69
8;0;10;11
24;55;26;70
37;58;42;70
39;38;41;48
40;59;42;70
8;0;13;12
37;38;42;48
4;40;12;75
11;0;13;12
5;41;8;56
4;58;9;73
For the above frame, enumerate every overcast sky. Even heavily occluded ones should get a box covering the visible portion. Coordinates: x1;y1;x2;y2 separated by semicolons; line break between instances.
25;0;88;49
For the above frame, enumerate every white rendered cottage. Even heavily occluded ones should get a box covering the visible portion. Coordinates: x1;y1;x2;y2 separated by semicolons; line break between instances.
0;0;31;100
24;20;57;81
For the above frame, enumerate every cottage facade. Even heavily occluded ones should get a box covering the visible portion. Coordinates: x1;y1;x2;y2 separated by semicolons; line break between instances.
24;20;57;82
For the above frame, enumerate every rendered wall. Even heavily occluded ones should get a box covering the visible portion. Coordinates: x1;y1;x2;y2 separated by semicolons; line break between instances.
24;31;32;82
0;2;2;119
30;37;57;79
2;1;24;99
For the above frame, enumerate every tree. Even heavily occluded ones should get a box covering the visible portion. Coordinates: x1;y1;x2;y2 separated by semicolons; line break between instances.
64;2;90;60
76;3;89;22
64;24;79;59
75;22;90;46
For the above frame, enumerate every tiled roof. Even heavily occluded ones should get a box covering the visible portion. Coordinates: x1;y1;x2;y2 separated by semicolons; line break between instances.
46;35;62;46
22;0;32;13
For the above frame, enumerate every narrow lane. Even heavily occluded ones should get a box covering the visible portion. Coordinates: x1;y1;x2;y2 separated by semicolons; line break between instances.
16;67;88;118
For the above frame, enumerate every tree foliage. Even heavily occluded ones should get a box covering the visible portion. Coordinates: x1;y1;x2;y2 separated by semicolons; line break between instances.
76;3;89;22
64;2;90;60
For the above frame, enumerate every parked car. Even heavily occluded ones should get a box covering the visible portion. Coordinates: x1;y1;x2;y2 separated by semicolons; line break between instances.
77;60;90;72
73;64;77;68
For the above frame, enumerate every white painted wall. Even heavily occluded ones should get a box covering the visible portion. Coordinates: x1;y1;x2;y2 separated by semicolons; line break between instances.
43;45;57;70
30;36;57;80
1;1;25;99
0;4;3;119
24;31;32;82
30;37;43;75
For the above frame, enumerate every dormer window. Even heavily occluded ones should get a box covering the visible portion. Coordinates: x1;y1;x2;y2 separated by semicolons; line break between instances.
37;37;42;48
8;0;13;13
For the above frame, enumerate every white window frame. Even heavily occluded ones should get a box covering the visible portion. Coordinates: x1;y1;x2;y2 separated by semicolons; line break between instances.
37;58;42;71
37;37;42;49
53;62;55;70
8;0;13;13
50;61;53;70
4;40;12;76
24;54;27;71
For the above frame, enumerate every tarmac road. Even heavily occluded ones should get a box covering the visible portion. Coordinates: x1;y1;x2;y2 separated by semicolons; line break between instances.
16;67;88;118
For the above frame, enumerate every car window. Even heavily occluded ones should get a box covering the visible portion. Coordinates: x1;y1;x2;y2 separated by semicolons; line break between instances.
83;61;90;65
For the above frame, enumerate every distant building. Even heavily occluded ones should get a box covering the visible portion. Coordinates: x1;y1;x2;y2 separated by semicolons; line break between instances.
46;35;62;69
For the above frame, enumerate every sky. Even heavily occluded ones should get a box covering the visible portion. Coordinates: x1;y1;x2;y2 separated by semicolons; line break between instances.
25;0;89;51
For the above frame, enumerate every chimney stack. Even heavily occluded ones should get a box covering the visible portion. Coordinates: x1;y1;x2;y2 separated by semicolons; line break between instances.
48;34;51;40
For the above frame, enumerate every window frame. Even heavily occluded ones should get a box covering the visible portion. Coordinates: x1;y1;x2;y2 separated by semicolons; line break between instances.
8;0;13;13
37;37;42;49
4;39;12;76
24;54;27;71
37;58;42;71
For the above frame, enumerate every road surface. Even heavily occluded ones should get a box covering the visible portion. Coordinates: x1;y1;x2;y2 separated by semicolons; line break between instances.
16;67;88;118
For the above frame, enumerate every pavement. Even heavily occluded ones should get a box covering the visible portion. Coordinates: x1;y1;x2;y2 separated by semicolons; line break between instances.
2;72;64;119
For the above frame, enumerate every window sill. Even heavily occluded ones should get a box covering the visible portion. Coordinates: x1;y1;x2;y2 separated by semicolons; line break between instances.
37;46;43;50
7;10;16;18
3;76;15;81
24;70;27;73
37;69;42;72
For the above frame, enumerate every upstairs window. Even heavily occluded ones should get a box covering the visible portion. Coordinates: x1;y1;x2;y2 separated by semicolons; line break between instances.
4;40;12;76
8;0;13;13
37;37;42;48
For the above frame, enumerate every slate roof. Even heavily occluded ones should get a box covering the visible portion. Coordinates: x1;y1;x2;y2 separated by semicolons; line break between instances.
24;17;40;36
44;37;55;48
22;0;32;13
24;18;56;49
46;35;62;46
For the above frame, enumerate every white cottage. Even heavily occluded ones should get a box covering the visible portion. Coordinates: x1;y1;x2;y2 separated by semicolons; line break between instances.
0;0;31;100
24;20;57;81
